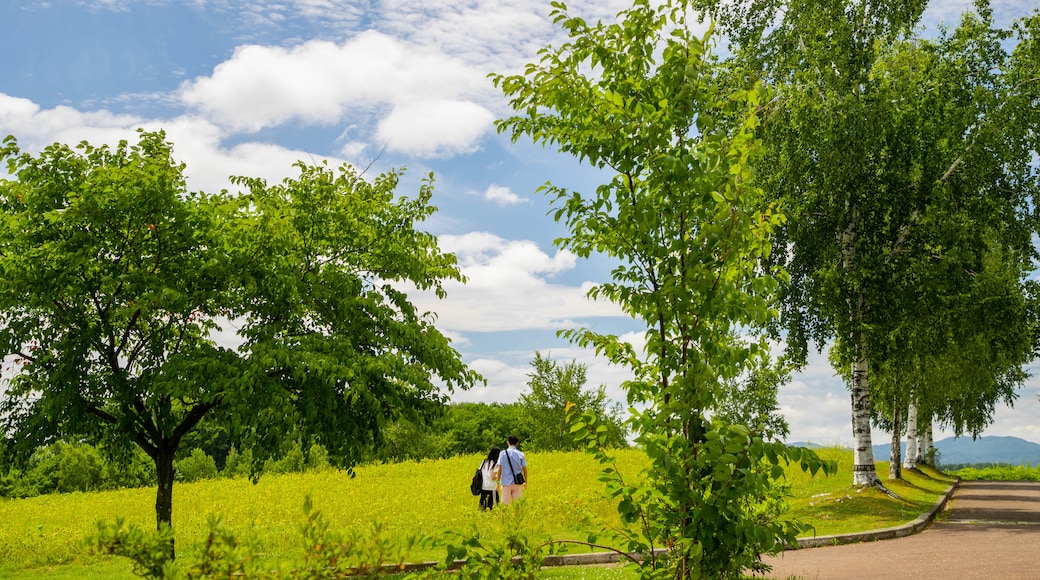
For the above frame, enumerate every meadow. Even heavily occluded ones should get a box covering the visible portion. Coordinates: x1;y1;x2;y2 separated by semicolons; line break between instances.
0;447;955;579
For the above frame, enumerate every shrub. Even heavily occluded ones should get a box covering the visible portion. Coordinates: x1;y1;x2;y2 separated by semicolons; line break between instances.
264;442;306;474
306;443;331;471
951;464;1040;481
56;442;105;493
175;448;219;483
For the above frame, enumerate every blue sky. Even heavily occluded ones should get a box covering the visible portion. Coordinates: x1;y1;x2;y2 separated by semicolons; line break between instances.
1;0;1037;447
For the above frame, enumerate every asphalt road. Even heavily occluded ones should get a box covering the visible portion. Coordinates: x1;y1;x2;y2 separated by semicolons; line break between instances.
760;480;1040;579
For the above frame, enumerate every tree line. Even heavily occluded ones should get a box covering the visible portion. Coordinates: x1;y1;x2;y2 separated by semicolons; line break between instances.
0;352;628;498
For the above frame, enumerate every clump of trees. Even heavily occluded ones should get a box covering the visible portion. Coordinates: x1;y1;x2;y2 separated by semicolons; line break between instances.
376;352;628;461
0;349;627;498
0;441;154;498
689;0;1040;486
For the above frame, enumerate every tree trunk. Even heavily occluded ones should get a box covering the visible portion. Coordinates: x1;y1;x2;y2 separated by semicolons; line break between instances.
903;398;919;470
843;210;878;486
851;352;880;486
889;399;902;480
922;422;934;466
155;447;176;559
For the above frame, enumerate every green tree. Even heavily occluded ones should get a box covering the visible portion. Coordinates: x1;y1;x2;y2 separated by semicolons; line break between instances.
713;356;792;442
0;131;479;549
436;402;531;456
223;156;481;473
519;352;626;451
377;401;532;461
691;0;1040;486
493;1;833;577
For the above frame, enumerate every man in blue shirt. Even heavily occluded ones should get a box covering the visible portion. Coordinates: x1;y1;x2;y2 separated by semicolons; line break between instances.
495;435;528;505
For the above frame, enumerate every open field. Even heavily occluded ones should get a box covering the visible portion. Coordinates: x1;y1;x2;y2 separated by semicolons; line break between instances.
0;447;954;579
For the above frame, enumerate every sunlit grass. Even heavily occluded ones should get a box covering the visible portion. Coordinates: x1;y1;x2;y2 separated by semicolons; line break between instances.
784;448;956;537
0;446;955;579
950;464;1040;481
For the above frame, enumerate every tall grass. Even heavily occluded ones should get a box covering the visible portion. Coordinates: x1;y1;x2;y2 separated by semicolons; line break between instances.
0;446;956;579
1;450;645;574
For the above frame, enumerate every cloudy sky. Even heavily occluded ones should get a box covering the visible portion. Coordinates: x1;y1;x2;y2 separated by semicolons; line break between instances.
1;0;1037;447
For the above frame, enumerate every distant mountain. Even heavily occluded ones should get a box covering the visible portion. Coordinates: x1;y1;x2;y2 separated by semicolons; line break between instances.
870;435;1040;467
789;436;1040;467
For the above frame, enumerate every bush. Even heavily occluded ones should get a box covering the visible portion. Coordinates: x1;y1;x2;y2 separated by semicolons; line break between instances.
91;499;544;579
56;442;105;493
264;442;306;474
101;447;156;490
306;443;330;471
175;448;219;482
951;464;1040;481
222;447;252;478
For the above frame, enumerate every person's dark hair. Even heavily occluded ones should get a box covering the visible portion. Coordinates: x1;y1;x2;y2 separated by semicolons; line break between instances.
507;435;519;446
486;446;501;464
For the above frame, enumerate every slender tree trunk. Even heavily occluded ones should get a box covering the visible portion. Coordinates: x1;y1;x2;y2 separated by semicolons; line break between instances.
154;447;176;559
904;398;919;470
843;210;879;486
922;422;934;466
851;351;880;486
889;398;902;480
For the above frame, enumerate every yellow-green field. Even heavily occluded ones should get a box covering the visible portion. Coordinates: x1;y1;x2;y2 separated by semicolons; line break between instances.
0;447;955;579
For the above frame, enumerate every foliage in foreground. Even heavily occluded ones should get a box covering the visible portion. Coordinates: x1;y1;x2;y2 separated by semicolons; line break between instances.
492;0;836;577
93;497;558;579
567;408;831;579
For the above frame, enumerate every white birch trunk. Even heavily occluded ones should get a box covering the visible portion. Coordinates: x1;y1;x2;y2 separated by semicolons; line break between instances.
903;398;919;470
851;352;880;485
889;404;902;480
842;208;879;486
922;422;934;465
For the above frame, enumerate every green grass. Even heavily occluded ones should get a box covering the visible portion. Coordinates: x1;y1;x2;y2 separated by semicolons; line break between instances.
0;447;955;579
949;464;1040;481
783;448;956;537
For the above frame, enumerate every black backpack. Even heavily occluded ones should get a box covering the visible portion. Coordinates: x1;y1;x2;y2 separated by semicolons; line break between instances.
470;466;483;495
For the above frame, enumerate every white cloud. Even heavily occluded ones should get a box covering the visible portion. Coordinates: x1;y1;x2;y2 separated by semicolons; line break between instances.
449;332;643;406
454;357;532;403
0;96;344;197
0;93;145;152
376;99;495;158
482;184;527;206
405;232;624;332
379;0;636;75
178;31;493;142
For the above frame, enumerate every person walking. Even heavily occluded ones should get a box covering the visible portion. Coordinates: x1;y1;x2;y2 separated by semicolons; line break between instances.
478;446;501;510
495;435;528;506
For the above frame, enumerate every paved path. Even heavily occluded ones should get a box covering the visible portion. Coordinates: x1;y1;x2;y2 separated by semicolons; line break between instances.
760;481;1040;579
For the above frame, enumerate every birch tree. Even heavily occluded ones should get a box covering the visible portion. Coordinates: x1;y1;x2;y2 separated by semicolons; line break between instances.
692;0;1040;486
868;11;1040;476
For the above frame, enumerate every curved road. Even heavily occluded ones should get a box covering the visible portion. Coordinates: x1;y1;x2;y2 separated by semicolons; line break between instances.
761;481;1040;579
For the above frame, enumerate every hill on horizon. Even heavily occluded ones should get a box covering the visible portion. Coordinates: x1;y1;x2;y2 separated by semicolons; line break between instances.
792;435;1040;467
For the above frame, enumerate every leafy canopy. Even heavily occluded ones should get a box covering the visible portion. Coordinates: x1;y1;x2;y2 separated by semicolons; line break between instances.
0;130;479;532
493;1;834;577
